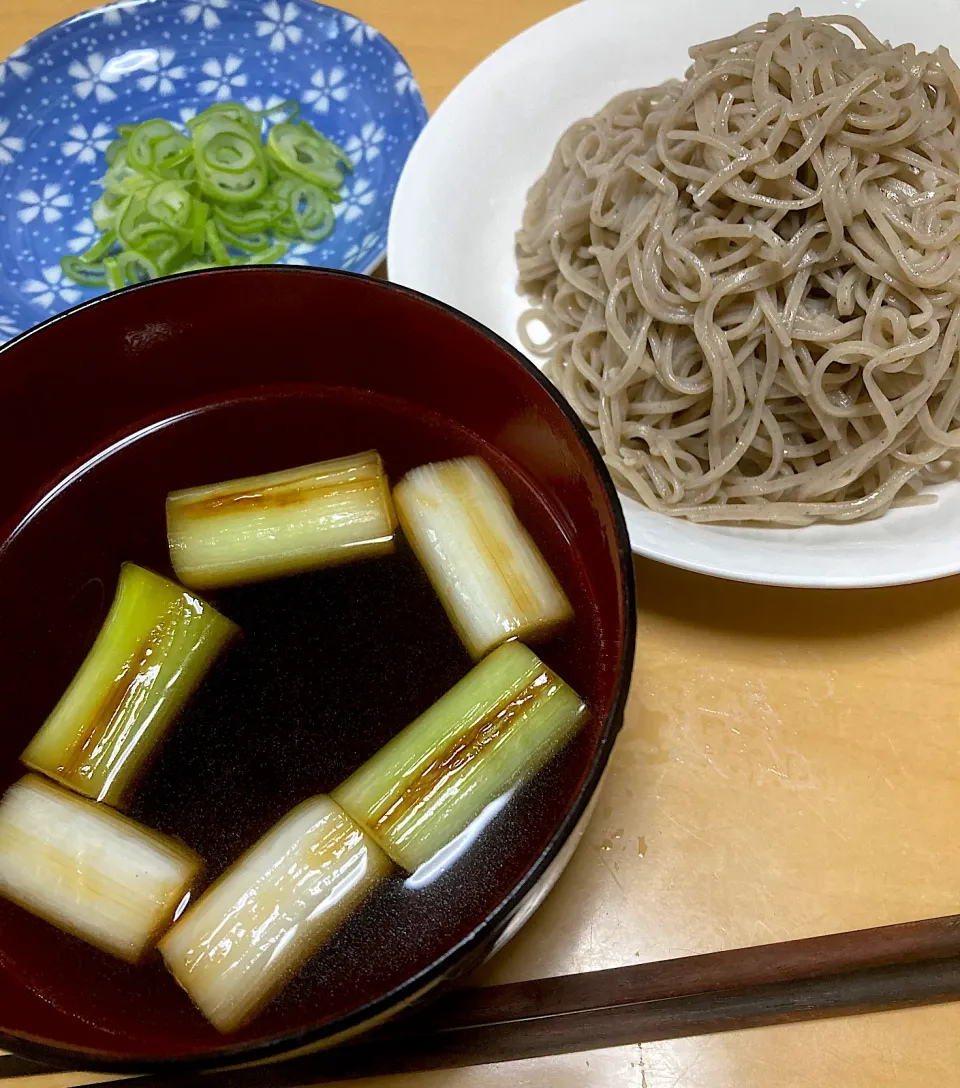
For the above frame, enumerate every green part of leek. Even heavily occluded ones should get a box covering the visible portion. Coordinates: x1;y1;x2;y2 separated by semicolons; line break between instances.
0;775;202;963
166;450;398;590
333;641;589;874
394;457;574;659
160;794;391;1033
59;100;351;291
21;563;237;808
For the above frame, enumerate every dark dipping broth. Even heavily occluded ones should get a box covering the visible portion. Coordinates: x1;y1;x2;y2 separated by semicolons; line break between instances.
0;386;609;1056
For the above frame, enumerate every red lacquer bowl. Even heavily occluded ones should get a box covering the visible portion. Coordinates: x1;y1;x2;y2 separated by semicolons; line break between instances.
0;268;635;1073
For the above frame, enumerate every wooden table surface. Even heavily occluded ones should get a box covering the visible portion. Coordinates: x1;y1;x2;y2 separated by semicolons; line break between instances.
3;1;960;1085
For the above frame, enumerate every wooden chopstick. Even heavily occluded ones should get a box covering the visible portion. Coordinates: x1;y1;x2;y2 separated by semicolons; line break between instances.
8;914;960;1085
426;912;960;1029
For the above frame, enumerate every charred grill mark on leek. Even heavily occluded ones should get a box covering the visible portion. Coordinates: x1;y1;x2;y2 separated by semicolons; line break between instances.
59;628;158;779
443;464;542;623
175;475;382;518
394;458;573;659
371;669;557;836
334;642;589;874
161;647;588;1031
166;450;398;589
21;564;237;807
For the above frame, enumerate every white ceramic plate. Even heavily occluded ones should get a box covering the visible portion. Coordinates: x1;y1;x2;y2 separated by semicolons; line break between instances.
388;0;960;588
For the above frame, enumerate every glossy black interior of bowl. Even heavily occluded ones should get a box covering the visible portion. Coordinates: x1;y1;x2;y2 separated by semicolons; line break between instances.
0;268;635;1071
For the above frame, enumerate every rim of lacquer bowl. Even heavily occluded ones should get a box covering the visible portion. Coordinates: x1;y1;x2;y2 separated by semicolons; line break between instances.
0;266;637;1074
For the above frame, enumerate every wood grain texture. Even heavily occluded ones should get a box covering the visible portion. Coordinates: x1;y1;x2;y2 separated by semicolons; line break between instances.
2;3;960;1087
21;955;960;1086
9;914;960;1085
433;914;960;1028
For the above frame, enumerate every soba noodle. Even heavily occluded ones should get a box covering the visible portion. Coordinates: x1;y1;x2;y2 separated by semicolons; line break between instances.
516;9;960;525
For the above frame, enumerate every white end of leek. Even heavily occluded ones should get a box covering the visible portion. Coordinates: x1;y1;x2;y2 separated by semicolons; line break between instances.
166;450;397;590
21;563;237;808
0;775;202;963
394;457;573;659
160;794;392;1033
333;641;588;874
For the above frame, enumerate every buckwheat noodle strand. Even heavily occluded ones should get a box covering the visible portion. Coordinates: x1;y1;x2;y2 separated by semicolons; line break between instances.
516;9;960;525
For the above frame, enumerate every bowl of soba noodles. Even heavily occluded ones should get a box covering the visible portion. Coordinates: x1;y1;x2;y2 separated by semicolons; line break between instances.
0;266;634;1072
389;0;960;588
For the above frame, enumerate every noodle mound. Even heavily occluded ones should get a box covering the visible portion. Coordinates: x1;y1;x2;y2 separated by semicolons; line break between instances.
516;10;960;525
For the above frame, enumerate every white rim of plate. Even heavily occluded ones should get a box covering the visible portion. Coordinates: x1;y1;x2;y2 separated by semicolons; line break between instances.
387;0;960;588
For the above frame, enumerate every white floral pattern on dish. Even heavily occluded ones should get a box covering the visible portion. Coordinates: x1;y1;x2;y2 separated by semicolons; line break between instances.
0;314;20;344
61;123;112;164
302;66;348;113
0;46;31;85
0;0;427;335
17;185;72;225
345;122;385;164
137;49;187;96
181;0;229;31
0;118;24;164
22;266;82;310
256;2;303;52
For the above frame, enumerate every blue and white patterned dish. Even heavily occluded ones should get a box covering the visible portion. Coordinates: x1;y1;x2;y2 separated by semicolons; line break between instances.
0;0;427;342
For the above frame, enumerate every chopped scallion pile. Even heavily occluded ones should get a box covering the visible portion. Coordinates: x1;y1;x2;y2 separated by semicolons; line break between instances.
60;100;350;290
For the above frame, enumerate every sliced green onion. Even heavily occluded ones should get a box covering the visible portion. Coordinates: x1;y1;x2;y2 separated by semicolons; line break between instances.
213;201;279;233
76;226;119;265
191;199;209;256
104;135;128;166
271;178;335;241
104;256;124;291
394;458;574;659
92;191;123;230
145;180;194;231
193;115;268;204
266;122;346;188
188;101;261;139
166;450;397;590
204;218;230;265
127;118;191;176
59;255;107;287
248;98;301;126
213;215;271;253
60;99;350;291
115;249;161;283
0;775;202;964
100;150;154;197
243;242;288;264
333;641;589;874
21;563;237;808
160;794;391;1032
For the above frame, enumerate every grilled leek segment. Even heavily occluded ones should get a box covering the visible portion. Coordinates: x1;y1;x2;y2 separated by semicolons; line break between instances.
166;450;397;590
22;563;237;808
160;794;392;1033
0;775;202;963
394;457;573;659
333;641;588;874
